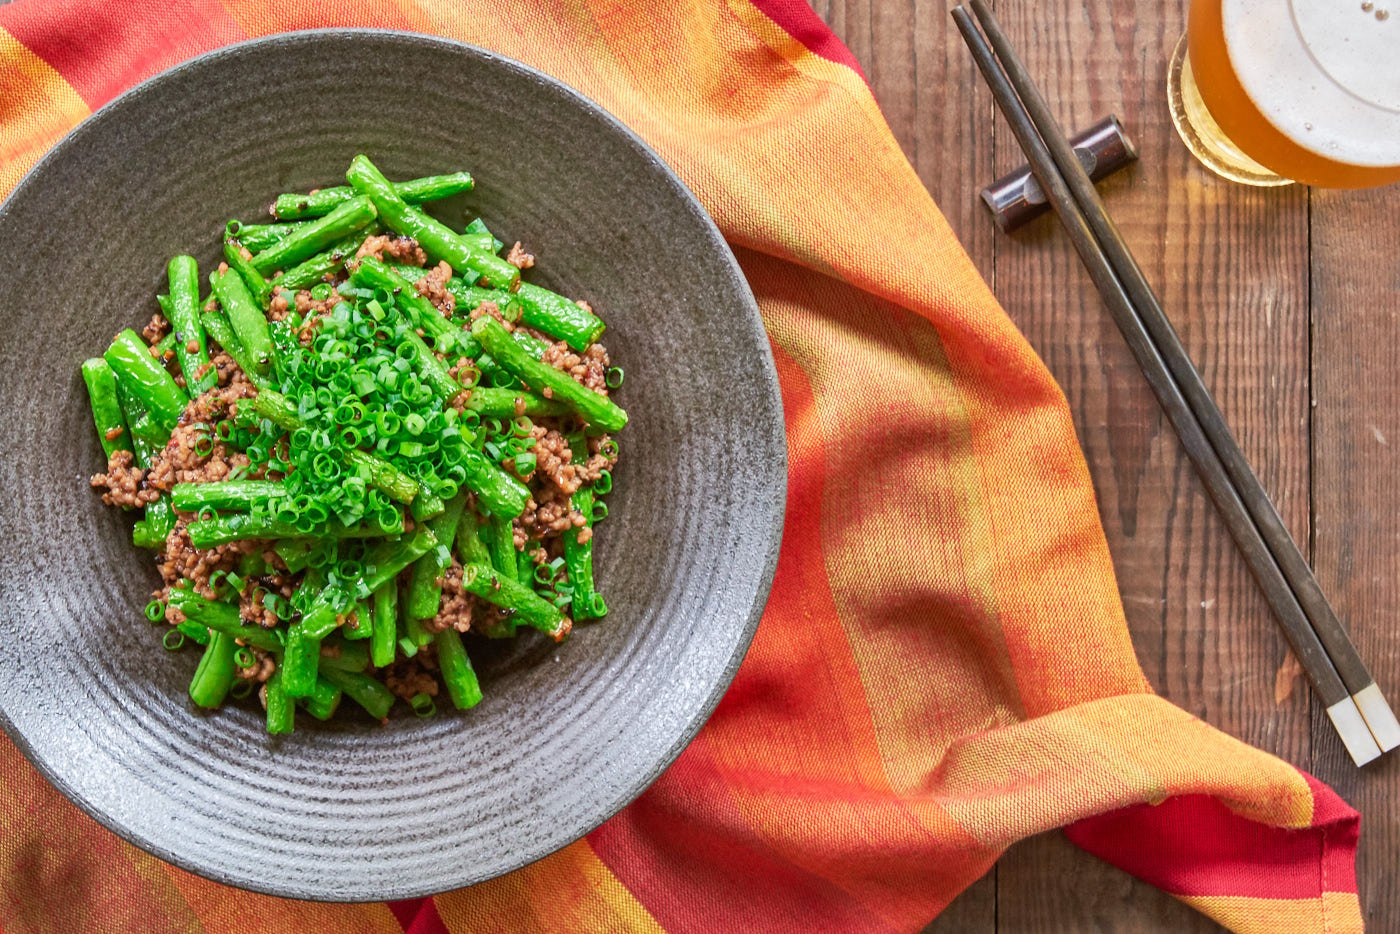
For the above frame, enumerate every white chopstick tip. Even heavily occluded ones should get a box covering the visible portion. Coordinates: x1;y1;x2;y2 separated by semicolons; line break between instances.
1328;698;1384;766
1353;683;1400;752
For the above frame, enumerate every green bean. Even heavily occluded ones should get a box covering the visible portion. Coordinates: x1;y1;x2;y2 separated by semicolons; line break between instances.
471;317;627;432
274;539;313;573
297;582;357;641
80;358;132;458
410;493;446;523
251;195;377;275
342;600;373;641
346;155;519;291
370;579;398;668
434;628;483;710
188;630;237;709
132;513;172;549
198;310;271;390
350;256;479;357
209;269;273;375
515;284;605;351
265;671;295;735
483;512;518;582
254;389;421;504
565;434;606;621
465;386;567;419
406;492;468;621
113;380;177;543
273;171;475;220
320;667;394;721
302;677;344;720
166;256;217;395
274;231;367;291
446;280;520;319
186;512;395;549
229;221;299;253
458;445;529;519
454;510;492;567
104;329;187;430
318;639;370;673
359;528;439;594
166;588;285;651
280;621;320;698
223;238;272;309
459;563;566;637
176;618;211;645
401;600;431;650
172;480;285;512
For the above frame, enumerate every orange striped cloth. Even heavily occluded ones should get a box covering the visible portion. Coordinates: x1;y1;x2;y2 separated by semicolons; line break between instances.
0;2;1365;932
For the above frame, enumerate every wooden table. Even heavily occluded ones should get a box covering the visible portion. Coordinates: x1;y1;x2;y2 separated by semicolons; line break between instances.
809;1;1400;929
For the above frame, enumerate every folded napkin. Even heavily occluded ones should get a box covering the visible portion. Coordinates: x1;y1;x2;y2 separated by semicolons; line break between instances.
0;1;1364;931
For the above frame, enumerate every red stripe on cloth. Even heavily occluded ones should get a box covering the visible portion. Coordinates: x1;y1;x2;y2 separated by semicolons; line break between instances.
388;897;449;934
388;899;424;930
0;0;244;108
1064;771;1360;899
588;744;885;933
746;0;867;81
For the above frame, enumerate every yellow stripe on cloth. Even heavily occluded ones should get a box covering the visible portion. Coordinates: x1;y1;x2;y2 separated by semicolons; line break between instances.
1176;892;1363;934
0;27;88;198
434;839;663;933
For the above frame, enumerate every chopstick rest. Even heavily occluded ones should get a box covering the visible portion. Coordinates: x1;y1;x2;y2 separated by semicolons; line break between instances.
980;115;1138;232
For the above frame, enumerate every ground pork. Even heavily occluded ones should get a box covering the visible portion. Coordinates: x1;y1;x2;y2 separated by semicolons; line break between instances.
513;485;586;547
540;340;610;395
423;562;473;634
141;312;170;344
355;234;427;266
529;425;583;495
239;573;295;628
294;287;342;318
468;300;515;332
384;649;441;703
293;288;342;343
505;241;535;269
156;518;260;599
414;260;456;316
90;449;160;508
268;287;291;322
143;380;255;492
236;647;275;682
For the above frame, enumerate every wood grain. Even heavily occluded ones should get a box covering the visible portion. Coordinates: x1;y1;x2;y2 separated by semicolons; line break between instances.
802;0;1394;929
1310;185;1400;925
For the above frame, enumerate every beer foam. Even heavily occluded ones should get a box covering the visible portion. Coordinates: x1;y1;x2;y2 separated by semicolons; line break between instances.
1223;0;1400;166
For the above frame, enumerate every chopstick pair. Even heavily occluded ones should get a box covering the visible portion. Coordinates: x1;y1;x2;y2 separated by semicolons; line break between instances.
951;0;1400;766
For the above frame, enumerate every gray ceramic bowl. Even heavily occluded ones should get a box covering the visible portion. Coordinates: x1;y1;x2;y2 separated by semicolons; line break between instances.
0;30;784;900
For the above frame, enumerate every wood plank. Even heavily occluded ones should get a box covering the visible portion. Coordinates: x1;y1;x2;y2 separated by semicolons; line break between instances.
1309;184;1400;928
977;0;1313;925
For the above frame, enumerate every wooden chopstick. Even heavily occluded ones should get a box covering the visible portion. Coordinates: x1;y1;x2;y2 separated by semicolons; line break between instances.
950;4;1390;766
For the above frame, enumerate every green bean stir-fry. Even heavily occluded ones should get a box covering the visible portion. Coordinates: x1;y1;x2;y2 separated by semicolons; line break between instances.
85;155;626;733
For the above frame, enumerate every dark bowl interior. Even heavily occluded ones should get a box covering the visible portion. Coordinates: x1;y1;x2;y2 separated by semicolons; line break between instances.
0;31;784;900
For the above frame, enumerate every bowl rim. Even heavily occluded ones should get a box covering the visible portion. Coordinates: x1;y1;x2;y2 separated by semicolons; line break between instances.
0;27;786;900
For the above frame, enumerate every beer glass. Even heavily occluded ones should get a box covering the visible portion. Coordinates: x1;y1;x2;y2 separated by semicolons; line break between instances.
1168;0;1400;188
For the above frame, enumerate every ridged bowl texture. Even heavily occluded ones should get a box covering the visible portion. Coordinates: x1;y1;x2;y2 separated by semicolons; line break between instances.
0;30;785;900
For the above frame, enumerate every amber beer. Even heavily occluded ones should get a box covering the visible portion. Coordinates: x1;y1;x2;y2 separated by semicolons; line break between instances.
1168;0;1400;187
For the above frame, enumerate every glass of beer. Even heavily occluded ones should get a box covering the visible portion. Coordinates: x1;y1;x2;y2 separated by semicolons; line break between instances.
1168;0;1400;188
